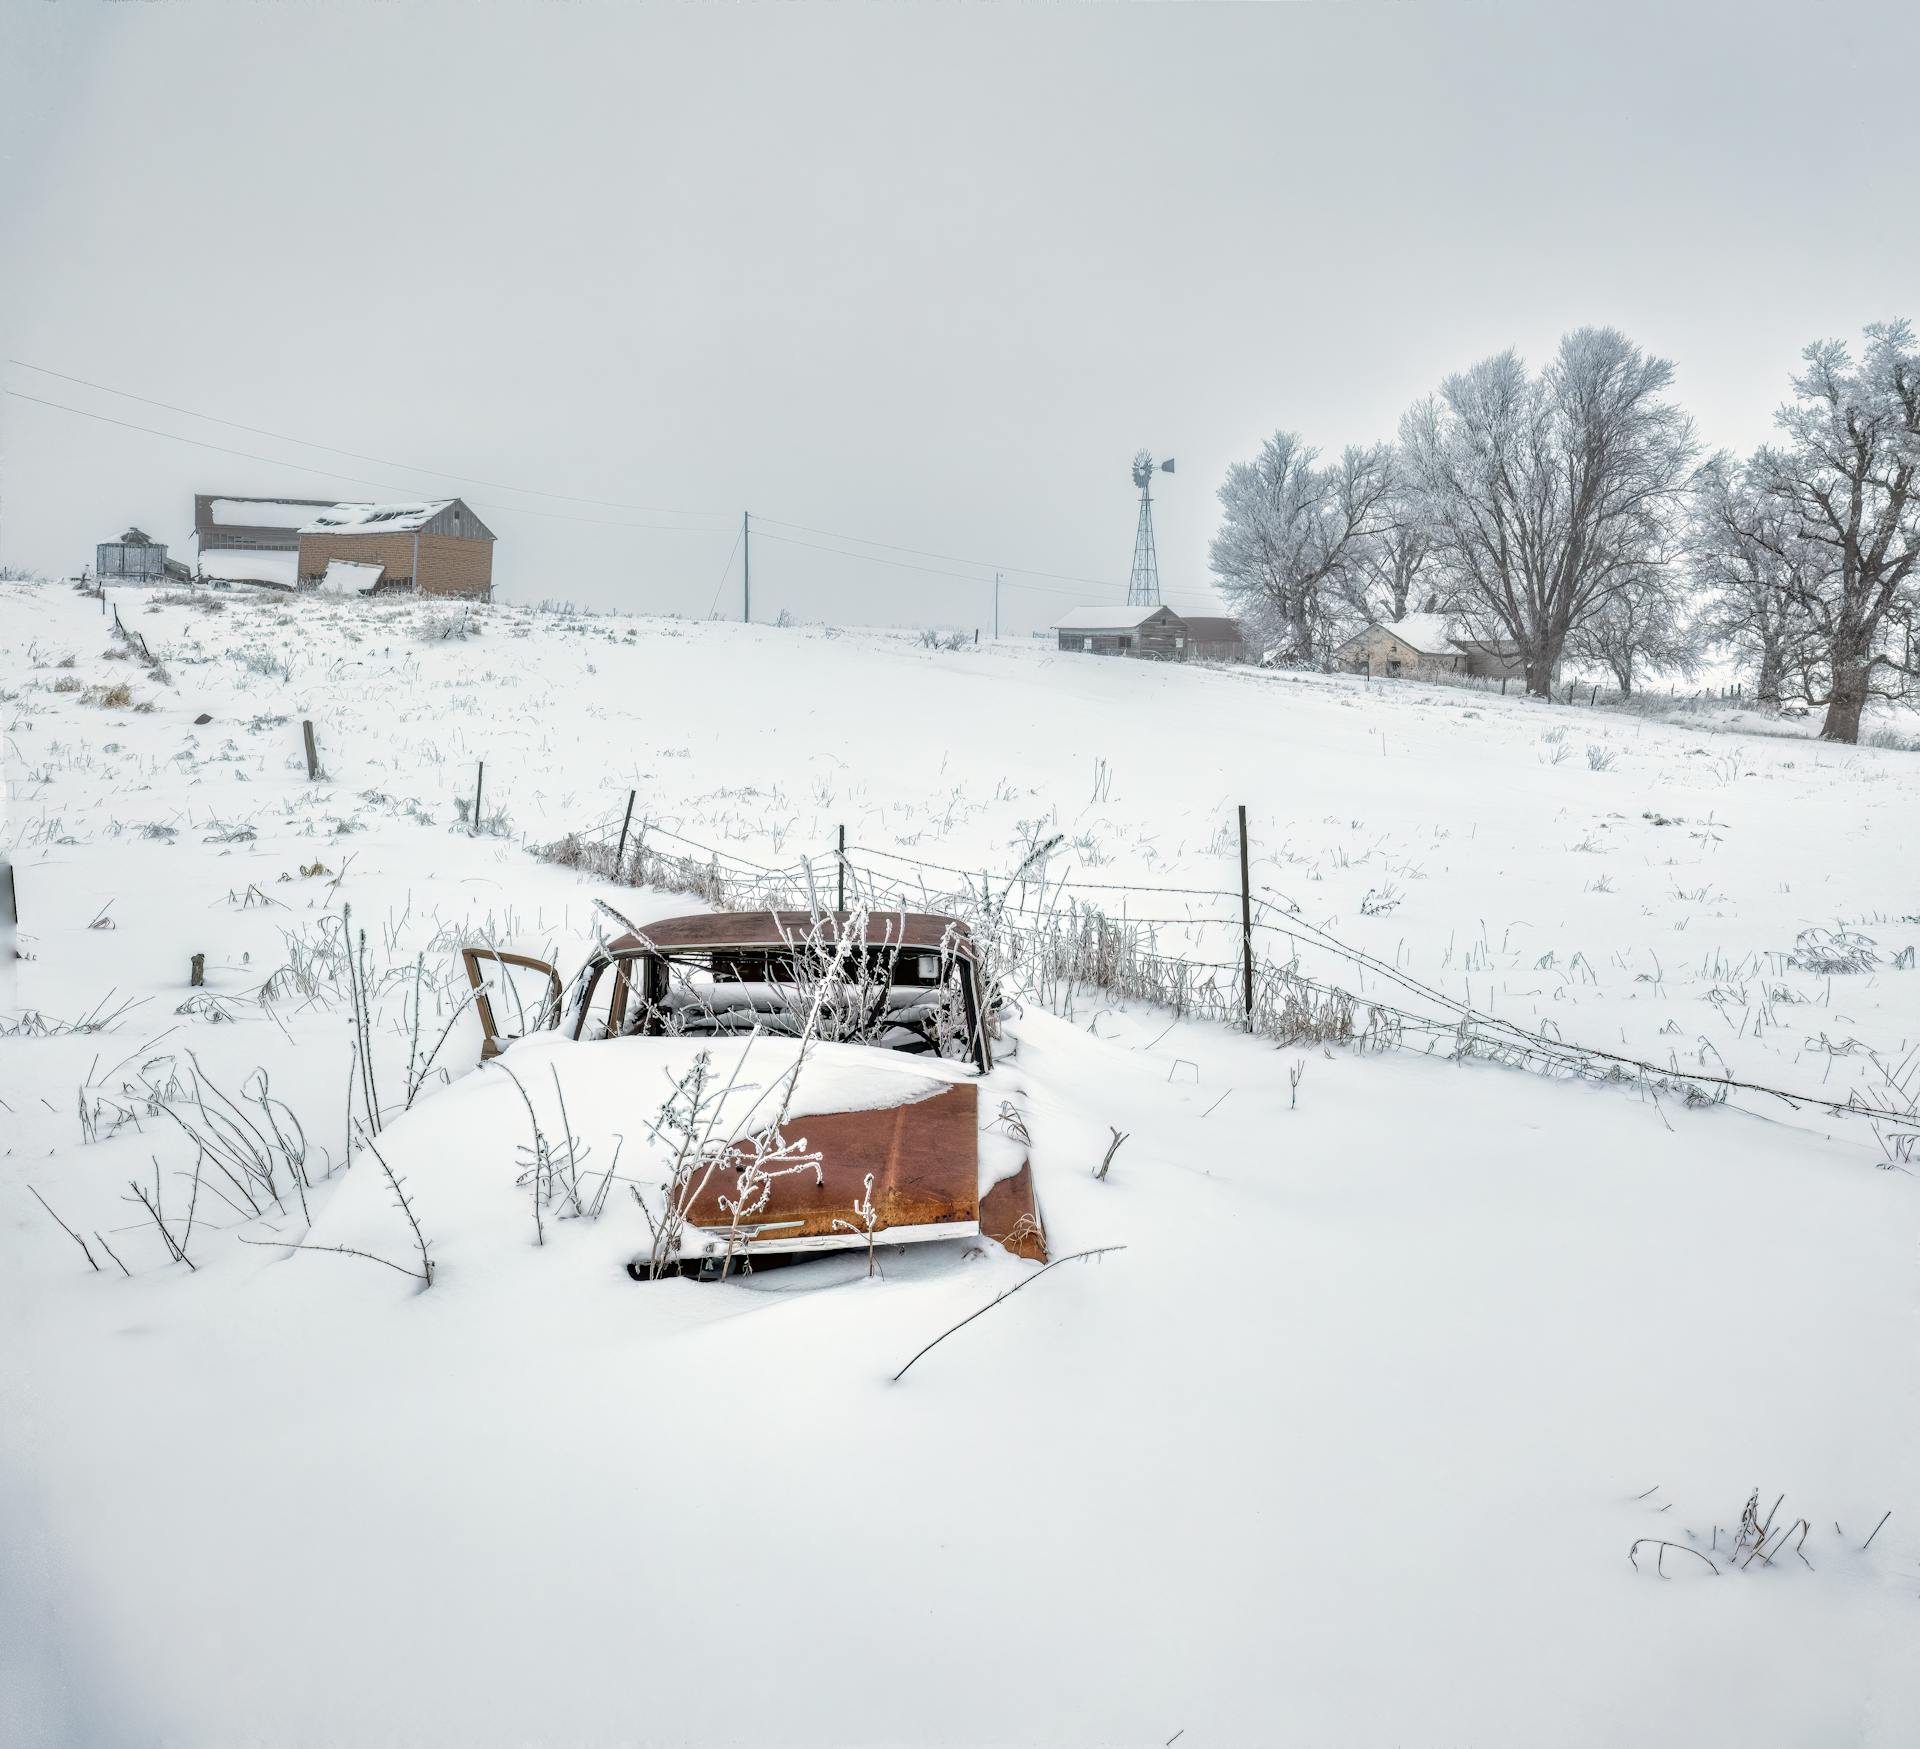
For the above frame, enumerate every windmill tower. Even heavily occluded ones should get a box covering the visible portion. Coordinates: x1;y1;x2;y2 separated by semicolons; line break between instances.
1127;449;1175;606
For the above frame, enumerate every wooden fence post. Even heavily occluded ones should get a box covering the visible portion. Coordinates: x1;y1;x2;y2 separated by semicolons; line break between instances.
190;953;205;988
614;789;636;875
301;720;319;780
836;824;847;913
1237;804;1254;1031
471;761;484;836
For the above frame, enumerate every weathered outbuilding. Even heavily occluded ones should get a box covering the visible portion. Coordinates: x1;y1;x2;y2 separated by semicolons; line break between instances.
95;527;169;581
1053;605;1244;662
1175;616;1247;664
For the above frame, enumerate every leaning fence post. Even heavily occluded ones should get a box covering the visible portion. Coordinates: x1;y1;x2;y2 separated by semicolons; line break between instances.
471;761;484;836
836;824;846;912
301;720;319;780
1237;804;1254;1031
614;789;636;876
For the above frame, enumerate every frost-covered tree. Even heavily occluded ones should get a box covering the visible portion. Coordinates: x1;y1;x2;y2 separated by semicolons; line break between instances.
1351;480;1444;625
1208;433;1395;666
1399;329;1697;697
1564;567;1699;696
1690;455;1815;707
1744;322;1920;741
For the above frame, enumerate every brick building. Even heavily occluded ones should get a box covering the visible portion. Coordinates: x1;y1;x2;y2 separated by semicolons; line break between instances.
296;499;495;597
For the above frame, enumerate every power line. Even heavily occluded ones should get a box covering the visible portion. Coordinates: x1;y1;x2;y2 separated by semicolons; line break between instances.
751;527;1223;607
751;513;1135;593
9;367;1227;614
2;391;734;536
705;520;745;620
8;359;724;520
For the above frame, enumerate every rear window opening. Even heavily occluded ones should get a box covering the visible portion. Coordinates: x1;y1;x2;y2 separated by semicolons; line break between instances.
572;943;975;1060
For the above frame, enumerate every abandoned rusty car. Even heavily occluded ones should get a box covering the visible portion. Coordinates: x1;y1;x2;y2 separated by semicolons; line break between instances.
459;909;1047;1274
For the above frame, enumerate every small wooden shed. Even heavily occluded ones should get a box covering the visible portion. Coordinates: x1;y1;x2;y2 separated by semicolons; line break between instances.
95;528;168;581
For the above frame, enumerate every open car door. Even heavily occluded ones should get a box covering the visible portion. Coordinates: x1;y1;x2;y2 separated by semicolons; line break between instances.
460;948;564;1061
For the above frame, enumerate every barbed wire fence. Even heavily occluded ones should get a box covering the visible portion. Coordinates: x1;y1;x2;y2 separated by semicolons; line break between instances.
535;798;1920;1145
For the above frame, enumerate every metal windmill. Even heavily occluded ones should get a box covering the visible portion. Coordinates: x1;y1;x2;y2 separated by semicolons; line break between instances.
1126;449;1176;606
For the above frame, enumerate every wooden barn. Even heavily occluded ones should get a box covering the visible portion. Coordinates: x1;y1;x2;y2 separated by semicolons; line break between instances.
194;496;337;588
1176;616;1247;663
1054;605;1244;662
296;499;495;598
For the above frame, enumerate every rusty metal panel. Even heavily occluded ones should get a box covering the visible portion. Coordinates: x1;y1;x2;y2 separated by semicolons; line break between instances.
980;1160;1047;1262
682;1080;981;1242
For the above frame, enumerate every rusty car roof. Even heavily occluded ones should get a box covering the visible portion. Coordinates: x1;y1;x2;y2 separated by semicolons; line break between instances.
604;909;976;957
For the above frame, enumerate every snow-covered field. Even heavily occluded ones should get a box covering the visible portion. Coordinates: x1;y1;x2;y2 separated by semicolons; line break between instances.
3;578;1916;1748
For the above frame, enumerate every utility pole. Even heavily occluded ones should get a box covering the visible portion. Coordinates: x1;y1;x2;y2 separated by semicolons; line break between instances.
742;511;751;623
993;572;1001;640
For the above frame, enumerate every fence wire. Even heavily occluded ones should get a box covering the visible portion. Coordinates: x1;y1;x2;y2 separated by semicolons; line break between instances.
534;804;1918;1139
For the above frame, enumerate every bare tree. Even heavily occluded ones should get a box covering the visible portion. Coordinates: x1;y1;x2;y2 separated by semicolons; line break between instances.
1745;321;1920;742
1399;329;1697;697
1208;433;1395;667
1351;476;1442;624
1564;567;1699;697
1690;455;1815;707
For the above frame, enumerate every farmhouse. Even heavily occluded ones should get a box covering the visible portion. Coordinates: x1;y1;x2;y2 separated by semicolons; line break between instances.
194;495;336;588
296;499;495;598
1337;614;1525;681
1054;605;1244;662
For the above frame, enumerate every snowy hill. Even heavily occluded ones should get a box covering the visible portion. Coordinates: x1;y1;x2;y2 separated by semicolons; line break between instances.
2;579;1916;1748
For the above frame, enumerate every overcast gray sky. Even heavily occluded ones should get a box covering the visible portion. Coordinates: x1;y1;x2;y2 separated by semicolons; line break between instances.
4;1;1916;630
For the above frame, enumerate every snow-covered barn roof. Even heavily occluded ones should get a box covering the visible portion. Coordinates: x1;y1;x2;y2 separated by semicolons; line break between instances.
301;500;456;535
1052;604;1177;632
194;496;338;544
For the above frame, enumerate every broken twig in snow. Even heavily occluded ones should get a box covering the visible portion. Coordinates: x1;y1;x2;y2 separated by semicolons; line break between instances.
1629;1539;1718;1577
892;1245;1125;1382
27;1184;98;1271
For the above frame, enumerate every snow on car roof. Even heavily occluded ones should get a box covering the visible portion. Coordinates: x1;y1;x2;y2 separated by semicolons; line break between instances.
605;910;974;956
